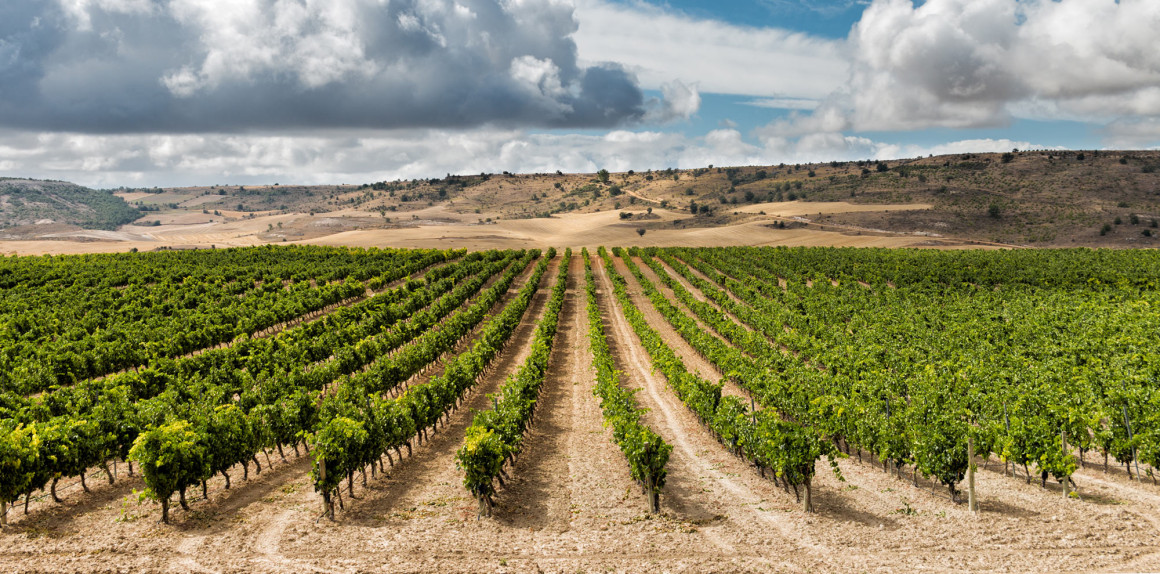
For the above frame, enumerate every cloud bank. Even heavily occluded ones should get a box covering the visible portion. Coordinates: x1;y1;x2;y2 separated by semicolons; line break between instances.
0;127;1050;189
0;0;690;133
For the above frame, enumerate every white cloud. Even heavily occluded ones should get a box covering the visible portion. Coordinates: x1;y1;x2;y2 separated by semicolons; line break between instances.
1101;119;1160;149
874;138;1064;160
642;81;701;124
743;98;820;111
829;0;1160;132
573;0;847;98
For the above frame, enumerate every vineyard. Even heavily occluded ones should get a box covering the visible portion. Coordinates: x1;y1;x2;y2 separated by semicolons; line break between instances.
1;245;1159;572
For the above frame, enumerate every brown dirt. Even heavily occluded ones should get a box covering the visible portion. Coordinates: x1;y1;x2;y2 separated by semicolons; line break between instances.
2;258;1159;572
651;256;755;335
606;254;750;403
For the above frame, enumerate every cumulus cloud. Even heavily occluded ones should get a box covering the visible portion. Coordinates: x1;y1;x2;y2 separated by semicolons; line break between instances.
0;0;679;133
817;0;1160;132
642;81;701;124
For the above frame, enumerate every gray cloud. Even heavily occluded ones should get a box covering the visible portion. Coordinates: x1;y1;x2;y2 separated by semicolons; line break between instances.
0;0;659;133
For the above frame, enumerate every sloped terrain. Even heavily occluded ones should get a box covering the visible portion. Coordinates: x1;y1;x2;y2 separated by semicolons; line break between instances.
0;179;142;231
3;150;1159;252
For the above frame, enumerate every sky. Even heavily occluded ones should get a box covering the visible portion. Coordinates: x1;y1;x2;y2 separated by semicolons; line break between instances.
1;0;1159;188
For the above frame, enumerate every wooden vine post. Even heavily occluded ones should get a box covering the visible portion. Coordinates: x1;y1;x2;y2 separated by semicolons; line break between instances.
643;443;660;514
802;479;813;513
1061;430;1070;499
1123;406;1142;483
320;457;333;520
967;434;977;513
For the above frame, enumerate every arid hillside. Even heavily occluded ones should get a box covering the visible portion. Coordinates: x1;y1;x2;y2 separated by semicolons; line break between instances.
1;150;1158;254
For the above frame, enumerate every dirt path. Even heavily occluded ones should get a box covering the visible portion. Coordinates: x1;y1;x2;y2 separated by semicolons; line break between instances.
653;255;756;335
607;253;753;403
491;255;593;530
593;257;823;572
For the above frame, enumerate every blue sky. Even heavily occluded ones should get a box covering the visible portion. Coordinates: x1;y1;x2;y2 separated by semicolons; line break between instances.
621;0;869;36
0;0;1158;187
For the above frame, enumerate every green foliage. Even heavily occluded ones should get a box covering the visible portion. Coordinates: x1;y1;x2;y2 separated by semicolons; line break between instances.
654;245;1160;496
0;245;457;394
0;247;489;522
306;249;553;516
128;421;209;513
203;404;254;480
310;417;369;494
0;421;40;507
8;243;1160;523
609;249;836;494
458;427;505;499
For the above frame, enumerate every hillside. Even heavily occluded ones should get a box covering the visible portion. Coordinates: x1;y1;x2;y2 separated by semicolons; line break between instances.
0;179;142;231
790;150;1160;247
125;149;1154;249
2;150;1159;252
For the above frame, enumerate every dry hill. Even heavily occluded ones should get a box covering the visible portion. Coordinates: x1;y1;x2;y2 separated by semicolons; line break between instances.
2;150;1158;253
